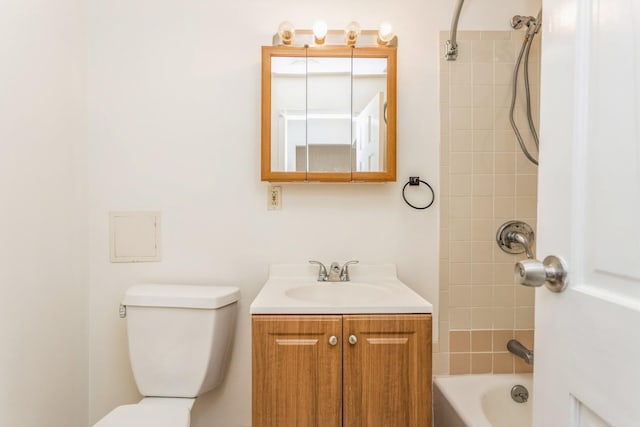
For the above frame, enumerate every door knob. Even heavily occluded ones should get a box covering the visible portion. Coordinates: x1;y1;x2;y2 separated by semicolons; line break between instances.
348;335;358;345
514;255;568;293
329;336;338;346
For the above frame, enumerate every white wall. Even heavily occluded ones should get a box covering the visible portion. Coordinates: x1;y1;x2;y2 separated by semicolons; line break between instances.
87;0;539;426
0;1;88;426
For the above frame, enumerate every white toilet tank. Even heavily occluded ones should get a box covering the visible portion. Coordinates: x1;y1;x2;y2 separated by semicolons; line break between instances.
122;284;240;398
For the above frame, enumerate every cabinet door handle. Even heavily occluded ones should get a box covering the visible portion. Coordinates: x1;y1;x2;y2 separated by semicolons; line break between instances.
348;335;358;345
329;335;338;346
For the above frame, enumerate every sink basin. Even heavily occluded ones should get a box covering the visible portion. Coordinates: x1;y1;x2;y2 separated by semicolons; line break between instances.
250;264;433;314
285;283;393;305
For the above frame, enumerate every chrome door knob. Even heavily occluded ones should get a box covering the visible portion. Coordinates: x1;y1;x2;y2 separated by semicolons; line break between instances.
348;335;358;345
329;336;338;346
514;255;568;293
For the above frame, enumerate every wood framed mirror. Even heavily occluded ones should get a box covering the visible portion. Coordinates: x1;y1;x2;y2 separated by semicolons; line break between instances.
261;45;397;182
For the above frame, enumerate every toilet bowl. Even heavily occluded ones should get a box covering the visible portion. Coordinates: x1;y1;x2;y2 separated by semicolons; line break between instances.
93;284;240;426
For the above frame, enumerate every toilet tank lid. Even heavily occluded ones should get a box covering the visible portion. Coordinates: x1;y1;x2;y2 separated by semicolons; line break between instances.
123;284;240;309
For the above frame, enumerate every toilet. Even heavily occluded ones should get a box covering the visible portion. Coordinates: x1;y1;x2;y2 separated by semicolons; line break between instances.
94;283;240;427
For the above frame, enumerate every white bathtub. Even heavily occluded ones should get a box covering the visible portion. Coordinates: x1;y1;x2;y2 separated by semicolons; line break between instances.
433;374;533;427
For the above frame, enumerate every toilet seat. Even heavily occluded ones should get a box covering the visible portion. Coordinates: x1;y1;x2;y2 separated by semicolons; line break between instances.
93;404;190;427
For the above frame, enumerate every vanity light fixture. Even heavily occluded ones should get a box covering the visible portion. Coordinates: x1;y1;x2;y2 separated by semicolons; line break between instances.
272;21;397;47
277;21;295;45
377;22;395;45
344;21;362;46
312;20;328;45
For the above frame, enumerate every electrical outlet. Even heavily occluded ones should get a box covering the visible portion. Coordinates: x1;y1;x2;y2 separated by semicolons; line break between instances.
267;185;282;210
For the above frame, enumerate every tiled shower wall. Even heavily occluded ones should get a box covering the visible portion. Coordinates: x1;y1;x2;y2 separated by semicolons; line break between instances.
435;30;540;375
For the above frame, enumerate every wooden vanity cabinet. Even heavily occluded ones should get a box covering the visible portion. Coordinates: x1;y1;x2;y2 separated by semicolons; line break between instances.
252;314;432;427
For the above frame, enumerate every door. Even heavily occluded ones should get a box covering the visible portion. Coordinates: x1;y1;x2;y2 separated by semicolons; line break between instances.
354;92;385;172
535;1;640;426
252;315;342;427
342;315;431;427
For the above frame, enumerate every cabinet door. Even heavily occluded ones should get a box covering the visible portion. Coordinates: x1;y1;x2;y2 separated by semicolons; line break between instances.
343;314;432;427
252;315;342;427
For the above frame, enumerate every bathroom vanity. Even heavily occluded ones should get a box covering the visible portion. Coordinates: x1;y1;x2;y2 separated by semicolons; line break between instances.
250;264;433;427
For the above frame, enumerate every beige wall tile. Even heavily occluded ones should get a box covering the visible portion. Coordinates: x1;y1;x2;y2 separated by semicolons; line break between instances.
450;308;472;329
450;241;472;262
439;321;450;347
495;152;516;173
472;307;494;329
493;307;516;329
471;330;493;352
451;85;473;107
451;130;473;152
494;40;515;62
450;261;472;284
451;107;472;130
495;130;516;152
472;40;493;62
473;130;494;151
450;285;472;308
494;84;511;108
516;196;537;217
473;85;493;108
493;286;516;306
433;352;450;375
495;263;517;284
515;307;535;329
493;330;515;351
473;152;494;174
494;63;514;85
494;197;515;217
516;174;538;196
515;286;535;306
471;241;494;263
450;353;471;375
450;152;472;174
450;63;472;85
473;108;495;130
472;286;493;307
481;31;510;40
493;352;514;374
472;63;493;85
514;357;534;373
472;174;494;196
494;107;512;130
451;197;472;219
450;174;472;196
472;196;494;218
439;292;449;319
471;353;493;374
472;263;494;284
471;219;494;242
516;149;538;173
495;174;515;196
458;31;482;41
450;330;471;352
450;219;472;242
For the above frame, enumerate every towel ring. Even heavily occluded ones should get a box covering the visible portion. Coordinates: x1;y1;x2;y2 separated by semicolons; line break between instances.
402;176;435;210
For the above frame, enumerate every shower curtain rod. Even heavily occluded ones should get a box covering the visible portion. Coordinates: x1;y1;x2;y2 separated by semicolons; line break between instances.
445;0;464;61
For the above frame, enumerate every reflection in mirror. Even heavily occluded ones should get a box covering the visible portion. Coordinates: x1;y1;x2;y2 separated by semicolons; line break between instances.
307;56;352;173
352;57;388;172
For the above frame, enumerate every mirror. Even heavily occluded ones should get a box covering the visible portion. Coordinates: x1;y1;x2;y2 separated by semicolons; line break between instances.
261;46;396;182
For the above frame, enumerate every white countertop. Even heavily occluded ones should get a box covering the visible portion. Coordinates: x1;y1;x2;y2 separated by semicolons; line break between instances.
250;264;433;314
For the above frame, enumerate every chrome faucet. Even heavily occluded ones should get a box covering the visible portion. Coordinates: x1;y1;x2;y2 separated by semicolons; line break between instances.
309;260;359;282
507;339;534;365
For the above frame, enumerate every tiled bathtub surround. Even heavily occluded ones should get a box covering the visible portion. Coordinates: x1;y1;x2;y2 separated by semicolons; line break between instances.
436;30;540;375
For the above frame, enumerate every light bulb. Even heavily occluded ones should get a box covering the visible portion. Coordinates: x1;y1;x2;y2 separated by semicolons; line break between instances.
278;21;295;45
378;22;395;45
313;20;328;45
344;21;361;46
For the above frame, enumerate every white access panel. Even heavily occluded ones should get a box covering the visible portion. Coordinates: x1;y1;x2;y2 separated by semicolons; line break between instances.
109;211;161;263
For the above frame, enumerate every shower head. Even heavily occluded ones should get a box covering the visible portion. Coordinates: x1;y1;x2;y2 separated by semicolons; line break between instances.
511;14;541;35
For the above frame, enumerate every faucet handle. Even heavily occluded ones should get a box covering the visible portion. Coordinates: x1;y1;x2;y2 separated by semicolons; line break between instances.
309;260;328;281
340;260;359;281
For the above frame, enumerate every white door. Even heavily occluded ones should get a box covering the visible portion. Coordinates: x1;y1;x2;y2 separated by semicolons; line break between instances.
535;0;640;426
355;92;384;172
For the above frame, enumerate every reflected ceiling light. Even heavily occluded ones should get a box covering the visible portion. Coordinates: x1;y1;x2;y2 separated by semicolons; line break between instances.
344;21;361;46
377;22;395;45
312;20;328;45
278;21;295;45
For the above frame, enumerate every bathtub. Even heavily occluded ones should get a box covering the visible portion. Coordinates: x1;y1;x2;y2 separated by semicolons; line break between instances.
433;374;533;427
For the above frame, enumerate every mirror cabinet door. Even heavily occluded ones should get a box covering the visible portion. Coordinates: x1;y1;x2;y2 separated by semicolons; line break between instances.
262;46;396;182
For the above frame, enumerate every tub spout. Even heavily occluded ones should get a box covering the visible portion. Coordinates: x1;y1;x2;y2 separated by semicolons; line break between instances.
507;339;534;365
